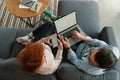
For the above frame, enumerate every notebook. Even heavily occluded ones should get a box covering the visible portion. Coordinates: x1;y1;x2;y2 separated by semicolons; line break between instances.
51;11;85;47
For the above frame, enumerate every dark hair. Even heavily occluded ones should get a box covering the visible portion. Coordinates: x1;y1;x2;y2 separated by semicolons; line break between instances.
95;48;118;70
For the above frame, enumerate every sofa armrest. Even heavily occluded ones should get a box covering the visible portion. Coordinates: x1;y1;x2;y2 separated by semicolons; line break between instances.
0;58;57;80
99;26;117;46
57;63;119;80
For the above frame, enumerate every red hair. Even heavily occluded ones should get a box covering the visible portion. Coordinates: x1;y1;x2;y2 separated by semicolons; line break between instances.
18;42;45;72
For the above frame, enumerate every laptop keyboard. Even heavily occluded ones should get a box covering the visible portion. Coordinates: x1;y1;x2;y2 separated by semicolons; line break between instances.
62;27;80;38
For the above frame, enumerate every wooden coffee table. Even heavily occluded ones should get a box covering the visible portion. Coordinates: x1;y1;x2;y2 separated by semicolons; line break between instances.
6;0;50;27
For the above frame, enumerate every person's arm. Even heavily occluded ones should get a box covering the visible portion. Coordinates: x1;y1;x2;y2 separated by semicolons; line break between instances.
48;49;63;74
37;37;45;43
67;49;106;75
52;48;63;70
67;49;78;64
71;31;108;47
89;38;108;47
54;39;63;63
48;39;63;74
60;36;106;75
37;34;57;46
71;31;90;42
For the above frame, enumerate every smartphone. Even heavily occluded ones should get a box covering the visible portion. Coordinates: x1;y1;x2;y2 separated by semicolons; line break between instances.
51;35;58;48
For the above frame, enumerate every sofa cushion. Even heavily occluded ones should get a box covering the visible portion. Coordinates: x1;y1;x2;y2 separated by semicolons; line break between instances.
57;63;119;80
15;28;33;38
10;28;33;57
0;58;57;80
58;1;100;38
0;27;17;59
10;42;25;57
99;27;117;46
0;58;4;62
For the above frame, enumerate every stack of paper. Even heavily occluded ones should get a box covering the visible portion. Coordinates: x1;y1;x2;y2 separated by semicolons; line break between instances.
19;0;43;12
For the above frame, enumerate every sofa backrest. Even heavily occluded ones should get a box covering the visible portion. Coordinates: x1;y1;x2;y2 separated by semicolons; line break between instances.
0;27;33;59
0;27;17;59
58;0;100;38
10;28;33;57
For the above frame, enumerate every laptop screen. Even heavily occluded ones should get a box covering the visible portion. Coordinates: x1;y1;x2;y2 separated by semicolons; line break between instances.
54;11;77;33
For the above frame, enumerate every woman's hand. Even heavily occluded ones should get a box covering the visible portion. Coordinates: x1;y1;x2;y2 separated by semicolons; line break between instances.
60;36;70;49
37;34;57;46
71;31;84;40
44;34;57;46
57;39;63;50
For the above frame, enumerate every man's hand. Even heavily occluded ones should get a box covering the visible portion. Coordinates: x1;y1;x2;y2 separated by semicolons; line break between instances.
71;31;84;40
71;31;90;42
60;36;70;49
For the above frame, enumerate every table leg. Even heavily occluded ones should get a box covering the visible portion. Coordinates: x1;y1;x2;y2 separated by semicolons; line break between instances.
20;18;34;27
20;14;47;28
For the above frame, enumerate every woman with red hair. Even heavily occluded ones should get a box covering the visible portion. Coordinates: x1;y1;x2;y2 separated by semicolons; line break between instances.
17;22;63;75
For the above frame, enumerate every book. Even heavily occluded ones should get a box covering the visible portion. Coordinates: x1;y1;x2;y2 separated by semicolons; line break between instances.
19;0;37;9
30;1;43;12
19;0;42;12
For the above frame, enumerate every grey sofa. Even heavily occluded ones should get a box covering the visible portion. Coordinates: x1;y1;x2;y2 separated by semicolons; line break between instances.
0;0;119;80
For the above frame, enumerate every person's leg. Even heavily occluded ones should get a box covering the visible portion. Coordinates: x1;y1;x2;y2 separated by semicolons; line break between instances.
32;22;55;36
32;22;56;41
33;22;58;56
43;9;57;21
16;33;33;45
16;22;56;45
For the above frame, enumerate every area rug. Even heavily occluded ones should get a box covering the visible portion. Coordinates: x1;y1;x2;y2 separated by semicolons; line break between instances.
0;0;60;28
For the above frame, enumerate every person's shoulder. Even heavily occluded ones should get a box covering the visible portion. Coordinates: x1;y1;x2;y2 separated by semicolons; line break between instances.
106;45;120;59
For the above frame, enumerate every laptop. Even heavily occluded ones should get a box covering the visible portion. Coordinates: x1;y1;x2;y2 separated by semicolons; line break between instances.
51;11;85;47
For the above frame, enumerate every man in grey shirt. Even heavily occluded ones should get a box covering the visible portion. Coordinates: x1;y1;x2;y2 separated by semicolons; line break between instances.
61;31;119;75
